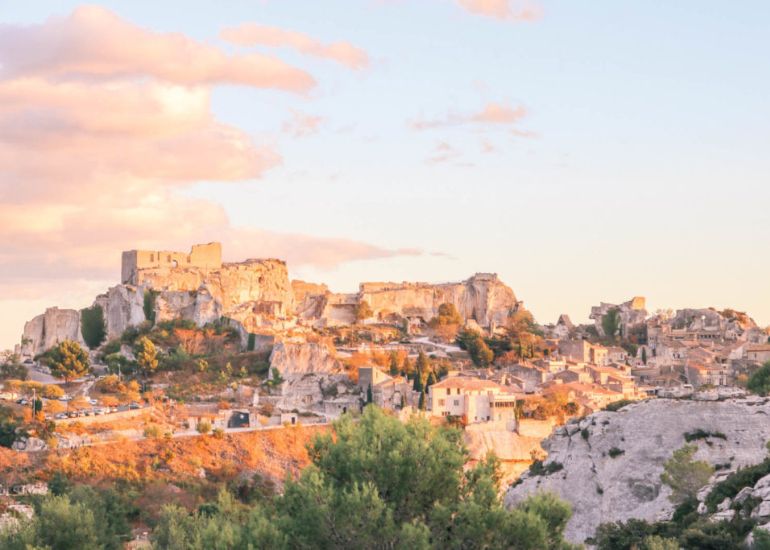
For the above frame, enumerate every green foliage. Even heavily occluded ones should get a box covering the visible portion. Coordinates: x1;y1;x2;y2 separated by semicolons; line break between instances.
608;447;625;458
602;308;621;340
603;399;634;412
660;444;714;504
529;460;564;476
135;336;158;376
641;346;648;365
44;339;90;382
389;351;400;376
366;384;373;404
80;304;106;349
143;290;159;325
753;527;770;550
683;429;726;442
705;456;770;512
456;329;494;367
0;405;25;448
747;361;770;396
247;333;256;351
0;355;27;380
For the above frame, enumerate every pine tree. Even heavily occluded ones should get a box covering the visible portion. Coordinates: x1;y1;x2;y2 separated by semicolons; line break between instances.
389;351;400;376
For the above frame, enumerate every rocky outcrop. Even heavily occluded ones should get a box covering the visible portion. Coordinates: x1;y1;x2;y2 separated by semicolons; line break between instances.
93;285;146;340
505;398;770;545
269;340;351;412
465;421;544;487
359;273;519;327
269;340;342;378
21;307;83;356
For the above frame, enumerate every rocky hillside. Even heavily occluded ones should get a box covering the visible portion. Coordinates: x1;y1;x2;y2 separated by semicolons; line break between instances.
505;397;770;545
20;244;522;355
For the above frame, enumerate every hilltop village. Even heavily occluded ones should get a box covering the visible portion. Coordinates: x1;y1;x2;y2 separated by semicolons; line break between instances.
2;243;770;546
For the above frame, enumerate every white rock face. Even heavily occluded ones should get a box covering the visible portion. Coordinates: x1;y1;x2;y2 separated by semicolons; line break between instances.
505;398;770;545
269;341;342;377
269;340;350;411
93;285;146;340
359;273;519;327
21;307;83;356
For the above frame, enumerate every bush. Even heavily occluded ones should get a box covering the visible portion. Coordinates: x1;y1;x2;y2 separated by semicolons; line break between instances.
683;429;727;442
705;457;770;512
529;460;564;476
143;290;159;325
608;447;625;458
604;399;634;412
197;420;211;434
747;361;770;396
581;428;590;440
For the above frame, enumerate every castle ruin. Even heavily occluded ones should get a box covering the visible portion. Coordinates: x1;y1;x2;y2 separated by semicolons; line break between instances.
121;242;222;285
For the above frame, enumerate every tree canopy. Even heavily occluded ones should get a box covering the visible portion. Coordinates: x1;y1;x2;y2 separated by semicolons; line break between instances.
45;340;90;382
148;406;576;549
135;336;159;376
660;445;714;504
80;304;106;349
747;361;770;396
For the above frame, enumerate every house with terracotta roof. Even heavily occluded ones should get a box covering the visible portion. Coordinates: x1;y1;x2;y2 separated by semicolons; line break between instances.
428;376;520;424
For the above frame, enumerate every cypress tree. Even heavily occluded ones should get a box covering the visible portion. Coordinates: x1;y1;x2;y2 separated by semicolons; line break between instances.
366;384;373;404
418;390;426;410
389;351;400;376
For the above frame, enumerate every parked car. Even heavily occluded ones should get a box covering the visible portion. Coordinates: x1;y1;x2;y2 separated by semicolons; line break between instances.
88;398;98;406
129;403;141;410
54;413;67;420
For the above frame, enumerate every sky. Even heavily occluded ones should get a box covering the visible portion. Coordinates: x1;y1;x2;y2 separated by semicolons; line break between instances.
1;0;769;349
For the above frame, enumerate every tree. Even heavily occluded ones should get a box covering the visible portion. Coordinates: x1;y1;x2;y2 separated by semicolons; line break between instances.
418;390;425;410
135;336;158;376
389;351;400;376
602;308;621;340
80;304;106;349
46;340;90;382
366;384;373;404
0;406;24;448
276;406;575;549
642;346;648;365
143;290;159;325
747;361;770;396
355;300;373;322
434;303;462;325
43;384;65;399
660;444;714;504
401;356;414;378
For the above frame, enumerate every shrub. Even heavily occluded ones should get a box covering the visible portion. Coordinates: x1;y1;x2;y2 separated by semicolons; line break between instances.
197;420;211;434
581;428;590;440
608;447;625;458
529;460;564;476
80;304;106;349
705;457;770;512
683;429;727;442
604;399;634;412
143;290;159;325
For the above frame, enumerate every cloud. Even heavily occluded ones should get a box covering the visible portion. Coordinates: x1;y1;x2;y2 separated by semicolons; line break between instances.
0;5;315;92
221;23;369;70
425;141;462;164
282;109;324;138
456;0;542;21
411;101;528;131
0;7;421;347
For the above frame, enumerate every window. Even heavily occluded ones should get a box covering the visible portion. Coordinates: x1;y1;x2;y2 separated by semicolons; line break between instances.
453;399;459;406
446;388;451;395
456;388;460;395
438;399;445;406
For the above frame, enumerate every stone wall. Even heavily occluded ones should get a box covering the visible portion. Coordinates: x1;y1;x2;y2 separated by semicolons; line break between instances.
122;242;222;284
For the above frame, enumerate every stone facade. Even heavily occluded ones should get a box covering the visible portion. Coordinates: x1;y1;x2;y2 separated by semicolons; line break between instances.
121;242;222;285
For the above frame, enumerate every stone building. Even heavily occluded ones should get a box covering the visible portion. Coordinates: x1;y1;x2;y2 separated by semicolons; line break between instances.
121;242;222;285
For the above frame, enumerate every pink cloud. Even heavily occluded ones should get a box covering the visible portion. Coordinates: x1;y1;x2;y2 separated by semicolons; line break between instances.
411;101;529;130
282;109;324;138
425;141;462;164
0;6;315;92
456;0;542;21
221;24;369;70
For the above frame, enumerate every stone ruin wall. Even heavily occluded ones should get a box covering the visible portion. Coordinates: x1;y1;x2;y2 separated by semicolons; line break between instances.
121;242;222;285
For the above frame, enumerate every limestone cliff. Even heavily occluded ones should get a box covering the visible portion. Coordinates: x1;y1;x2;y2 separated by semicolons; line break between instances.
93;285;145;340
504;398;770;545
269;340;350;411
21;307;84;356
359;273;519;327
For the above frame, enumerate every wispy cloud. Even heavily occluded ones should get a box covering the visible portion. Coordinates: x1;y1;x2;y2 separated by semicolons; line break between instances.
221;23;369;70
411;102;528;131
282;109;324;138
456;0;542;21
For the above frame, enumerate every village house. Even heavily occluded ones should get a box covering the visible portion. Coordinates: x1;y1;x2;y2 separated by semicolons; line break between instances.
747;344;770;364
428;377;520;424
686;362;731;388
559;340;609;366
